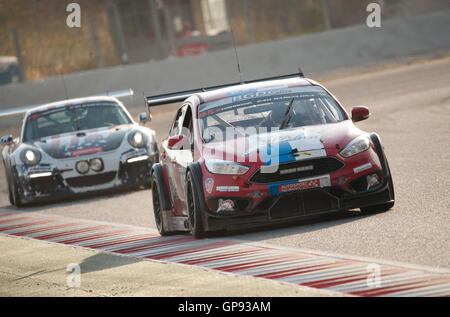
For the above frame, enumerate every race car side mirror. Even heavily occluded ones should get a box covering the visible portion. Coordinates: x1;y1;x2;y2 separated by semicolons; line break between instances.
168;135;188;150
0;135;14;145
139;112;152;125
352;106;370;123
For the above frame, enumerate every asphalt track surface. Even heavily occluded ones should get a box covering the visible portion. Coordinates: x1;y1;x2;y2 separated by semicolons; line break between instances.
1;56;449;270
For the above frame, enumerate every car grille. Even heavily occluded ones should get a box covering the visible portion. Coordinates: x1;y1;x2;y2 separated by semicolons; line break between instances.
249;157;344;184
269;188;340;219
118;160;151;181
65;172;116;188
28;175;65;193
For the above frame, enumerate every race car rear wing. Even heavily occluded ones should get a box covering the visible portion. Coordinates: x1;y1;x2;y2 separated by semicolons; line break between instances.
0;88;134;118
146;71;304;108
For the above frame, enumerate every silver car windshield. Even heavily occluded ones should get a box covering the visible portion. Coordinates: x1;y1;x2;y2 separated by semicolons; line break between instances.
23;102;132;142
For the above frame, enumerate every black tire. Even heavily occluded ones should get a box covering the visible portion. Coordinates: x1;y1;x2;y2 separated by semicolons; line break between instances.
7;181;14;205
187;171;205;239
3;163;14;205
11;178;23;207
361;159;395;213
151;173;170;236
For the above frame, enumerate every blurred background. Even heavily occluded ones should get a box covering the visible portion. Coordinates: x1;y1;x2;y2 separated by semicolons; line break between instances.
1;0;449;84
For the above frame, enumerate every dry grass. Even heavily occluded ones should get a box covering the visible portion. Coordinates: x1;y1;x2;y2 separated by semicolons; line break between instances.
1;0;448;82
224;0;325;45
0;0;327;81
0;0;120;81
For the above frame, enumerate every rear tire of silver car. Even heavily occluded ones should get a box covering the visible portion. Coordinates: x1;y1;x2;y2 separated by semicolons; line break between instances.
151;173;170;236
3;163;14;205
187;171;205;239
7;181;14;205
11;178;23;207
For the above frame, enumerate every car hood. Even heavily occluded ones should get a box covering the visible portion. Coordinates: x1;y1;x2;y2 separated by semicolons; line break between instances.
32;126;131;159
202;120;364;165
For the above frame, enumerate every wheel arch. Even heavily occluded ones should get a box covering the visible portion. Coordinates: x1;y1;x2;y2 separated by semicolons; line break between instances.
186;162;208;212
370;133;395;201
2;149;14;185
186;162;208;236
186;162;212;234
370;133;390;179
152;163;172;211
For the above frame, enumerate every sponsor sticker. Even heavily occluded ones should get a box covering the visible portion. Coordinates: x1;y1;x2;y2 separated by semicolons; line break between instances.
217;199;235;213
71;147;103;157
279;179;321;193
216;186;240;192
354;162;372;174
366;173;380;190
31;113;43;120
277;175;330;194
248;191;263;199
205;178;214;194
333;176;349;185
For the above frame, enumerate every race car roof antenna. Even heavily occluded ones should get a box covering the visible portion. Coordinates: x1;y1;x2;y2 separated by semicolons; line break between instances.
231;31;244;85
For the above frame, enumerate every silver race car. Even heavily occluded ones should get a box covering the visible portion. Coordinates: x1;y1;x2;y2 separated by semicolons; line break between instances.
0;90;159;206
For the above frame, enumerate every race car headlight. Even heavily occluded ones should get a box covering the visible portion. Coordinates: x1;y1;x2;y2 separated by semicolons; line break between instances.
205;160;250;175
76;160;90;174
20;148;41;165
340;135;370;158
89;158;103;172
128;131;145;148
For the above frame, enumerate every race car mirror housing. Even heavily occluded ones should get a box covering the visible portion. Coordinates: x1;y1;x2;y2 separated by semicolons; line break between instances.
352;106;370;122
0;134;14;145
168;135;189;150
139;112;152;125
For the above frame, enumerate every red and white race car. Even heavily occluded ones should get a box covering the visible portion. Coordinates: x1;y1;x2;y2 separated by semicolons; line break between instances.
148;73;395;238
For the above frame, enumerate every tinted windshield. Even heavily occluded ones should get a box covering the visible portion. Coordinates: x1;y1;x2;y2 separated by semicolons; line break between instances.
199;86;346;141
23;101;132;142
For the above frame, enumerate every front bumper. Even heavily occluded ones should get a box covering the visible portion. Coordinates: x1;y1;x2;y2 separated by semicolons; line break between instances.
200;148;392;232
202;179;393;232
15;150;158;204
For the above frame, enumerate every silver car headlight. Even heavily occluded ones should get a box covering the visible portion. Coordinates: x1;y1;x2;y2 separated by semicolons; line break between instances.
76;160;90;174
89;158;104;172
128;131;146;148
205;160;250;175
20;148;41;165
340;135;371;158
